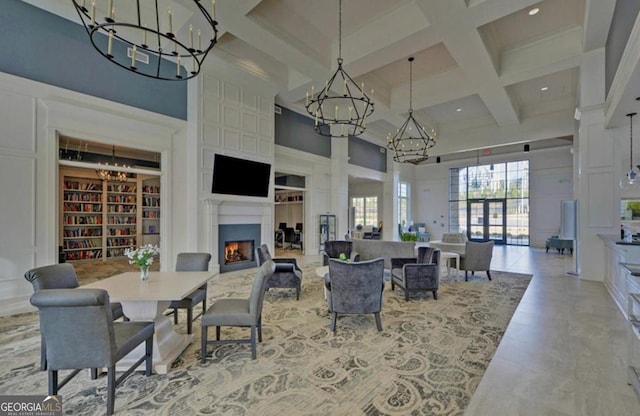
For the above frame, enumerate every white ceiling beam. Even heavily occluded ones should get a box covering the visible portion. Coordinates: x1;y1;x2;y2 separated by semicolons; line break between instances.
583;0;616;51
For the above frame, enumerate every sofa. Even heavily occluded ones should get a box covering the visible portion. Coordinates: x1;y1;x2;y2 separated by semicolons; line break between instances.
429;233;467;256
352;239;416;270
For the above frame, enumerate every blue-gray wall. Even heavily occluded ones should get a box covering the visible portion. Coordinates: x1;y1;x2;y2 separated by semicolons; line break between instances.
275;105;386;173
2;0;186;119
275;106;331;157
606;0;640;99
349;136;387;173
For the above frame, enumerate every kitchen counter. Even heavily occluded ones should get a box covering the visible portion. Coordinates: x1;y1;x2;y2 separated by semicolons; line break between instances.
622;263;640;276
599;234;640;318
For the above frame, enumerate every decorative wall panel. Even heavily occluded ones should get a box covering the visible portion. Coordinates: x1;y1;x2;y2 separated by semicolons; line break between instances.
0;91;34;151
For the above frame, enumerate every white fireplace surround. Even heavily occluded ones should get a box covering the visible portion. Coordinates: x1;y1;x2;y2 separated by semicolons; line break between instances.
204;197;273;274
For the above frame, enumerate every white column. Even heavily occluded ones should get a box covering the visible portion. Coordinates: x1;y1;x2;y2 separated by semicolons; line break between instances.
203;199;221;275
575;48;616;280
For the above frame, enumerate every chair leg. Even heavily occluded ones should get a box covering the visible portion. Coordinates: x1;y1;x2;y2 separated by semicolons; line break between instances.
465;271;469;281
173;308;179;325
404;289;409;301
330;312;337;332
257;317;263;342
216;326;221;341
200;327;207;364
107;366;116;416
250;326;257;360
187;308;193;335
48;370;58;395
432;290;438;300
145;337;153;376
374;312;382;331
91;368;98;380
486;270;492;281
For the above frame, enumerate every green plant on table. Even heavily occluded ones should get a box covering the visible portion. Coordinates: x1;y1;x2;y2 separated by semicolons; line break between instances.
401;232;418;242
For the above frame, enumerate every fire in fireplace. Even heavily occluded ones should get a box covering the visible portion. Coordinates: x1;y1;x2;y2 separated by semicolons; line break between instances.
224;240;255;265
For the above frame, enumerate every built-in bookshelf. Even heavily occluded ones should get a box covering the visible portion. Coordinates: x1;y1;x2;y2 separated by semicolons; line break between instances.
60;168;161;262
105;182;137;258
141;177;160;246
62;177;104;261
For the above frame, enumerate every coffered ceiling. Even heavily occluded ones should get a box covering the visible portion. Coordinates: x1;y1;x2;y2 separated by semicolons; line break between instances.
30;0;622;160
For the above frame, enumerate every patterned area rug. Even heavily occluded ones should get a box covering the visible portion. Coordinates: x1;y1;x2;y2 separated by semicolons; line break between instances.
0;262;531;415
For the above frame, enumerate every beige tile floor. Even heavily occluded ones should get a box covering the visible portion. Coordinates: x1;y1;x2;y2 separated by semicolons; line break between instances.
465;246;640;416
7;245;640;414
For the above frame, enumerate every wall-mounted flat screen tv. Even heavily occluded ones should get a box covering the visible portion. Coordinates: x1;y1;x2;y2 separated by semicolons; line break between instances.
211;154;271;198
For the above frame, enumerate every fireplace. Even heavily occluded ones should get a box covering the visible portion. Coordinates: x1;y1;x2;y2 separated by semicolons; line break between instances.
224;240;254;265
218;223;261;273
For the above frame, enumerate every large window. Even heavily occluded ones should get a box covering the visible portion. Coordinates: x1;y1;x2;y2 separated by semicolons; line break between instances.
352;196;378;227
398;181;409;229
448;160;529;245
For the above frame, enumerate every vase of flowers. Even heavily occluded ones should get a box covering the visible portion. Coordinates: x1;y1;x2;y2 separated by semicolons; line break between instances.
124;244;160;282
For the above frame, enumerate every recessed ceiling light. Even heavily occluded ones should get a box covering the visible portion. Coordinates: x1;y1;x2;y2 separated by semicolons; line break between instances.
540;86;549;91
529;8;540;16
456;108;462;112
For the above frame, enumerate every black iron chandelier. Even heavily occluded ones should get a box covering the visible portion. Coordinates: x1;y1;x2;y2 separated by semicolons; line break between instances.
386;57;436;164
305;0;374;137
71;0;219;81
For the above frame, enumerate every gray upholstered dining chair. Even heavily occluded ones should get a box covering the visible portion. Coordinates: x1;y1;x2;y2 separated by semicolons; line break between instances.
390;247;441;301
30;288;154;416
167;252;212;334
200;260;275;361
459;240;494;281
322;240;359;265
324;257;385;332
255;244;302;300
24;263;127;371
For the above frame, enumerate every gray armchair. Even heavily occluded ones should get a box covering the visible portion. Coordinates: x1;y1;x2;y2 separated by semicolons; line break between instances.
255;244;302;300
390;247;440;301
201;260;275;361
322;240;359;265
167;252;212;334
459;240;494;281
30;288;154;416
324;257;385;332
24;263;126;371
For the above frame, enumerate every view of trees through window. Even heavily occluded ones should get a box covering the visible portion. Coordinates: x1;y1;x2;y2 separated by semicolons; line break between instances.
398;181;409;230
449;160;529;245
352;196;379;228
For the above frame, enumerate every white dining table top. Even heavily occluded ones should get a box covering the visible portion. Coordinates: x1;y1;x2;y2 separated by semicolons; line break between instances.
82;271;216;302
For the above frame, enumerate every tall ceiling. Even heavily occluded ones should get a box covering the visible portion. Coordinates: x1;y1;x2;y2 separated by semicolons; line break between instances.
31;0;621;160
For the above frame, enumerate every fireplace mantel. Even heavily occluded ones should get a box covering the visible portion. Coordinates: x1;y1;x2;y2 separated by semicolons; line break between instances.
203;197;273;274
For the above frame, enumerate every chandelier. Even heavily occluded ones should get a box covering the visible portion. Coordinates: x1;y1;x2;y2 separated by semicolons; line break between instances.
386;57;436;164
621;112;640;190
305;0;374;137
96;146;129;182
71;0;219;81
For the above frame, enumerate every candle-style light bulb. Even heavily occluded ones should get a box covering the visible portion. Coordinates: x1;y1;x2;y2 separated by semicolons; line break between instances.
212;0;216;21
177;56;181;77
91;1;95;25
108;0;113;19
131;45;137;67
168;8;173;34
198;30;202;51
107;30;113;56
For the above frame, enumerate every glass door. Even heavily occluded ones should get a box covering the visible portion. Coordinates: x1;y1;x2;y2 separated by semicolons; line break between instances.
467;199;506;244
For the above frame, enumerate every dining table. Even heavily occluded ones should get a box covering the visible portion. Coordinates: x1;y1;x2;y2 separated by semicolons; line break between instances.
83;270;216;374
